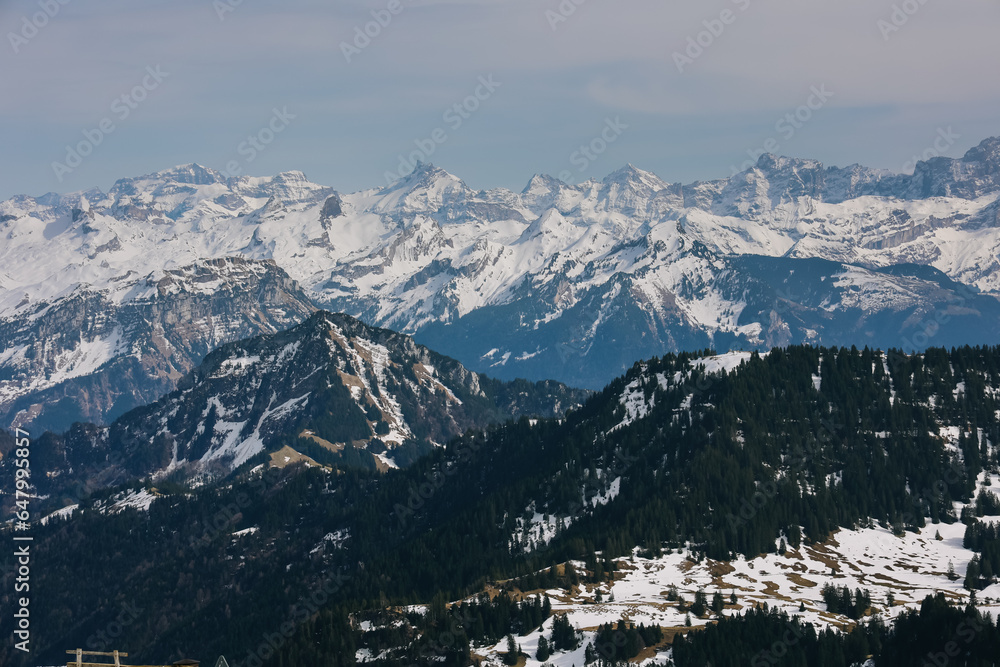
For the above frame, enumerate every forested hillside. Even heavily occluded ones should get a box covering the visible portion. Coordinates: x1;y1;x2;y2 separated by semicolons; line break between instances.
3;345;1000;666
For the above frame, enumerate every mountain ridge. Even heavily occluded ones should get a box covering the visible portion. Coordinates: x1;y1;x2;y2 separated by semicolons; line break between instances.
4;342;1000;666
5;309;588;495
4;137;1000;426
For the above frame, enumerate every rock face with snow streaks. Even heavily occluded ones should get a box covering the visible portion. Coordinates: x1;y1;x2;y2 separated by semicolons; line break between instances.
23;311;587;489
4;138;1000;423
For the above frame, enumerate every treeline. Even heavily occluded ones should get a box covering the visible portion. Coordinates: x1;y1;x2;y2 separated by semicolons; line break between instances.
587;619;663;664
5;345;1000;667
820;585;872;620
353;592;581;667
672;594;1000;667
963;520;1000;591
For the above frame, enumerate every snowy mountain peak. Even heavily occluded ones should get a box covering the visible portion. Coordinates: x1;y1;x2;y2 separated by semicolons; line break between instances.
604;163;665;188
375;162;471;215
522;173;568;196
961;136;1000;164
752;152;824;174
232;170;333;206
389;162;460;189
109;163;226;195
5;136;1000;415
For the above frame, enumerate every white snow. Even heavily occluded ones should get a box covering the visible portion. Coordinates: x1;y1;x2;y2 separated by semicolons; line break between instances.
590;477;621;508
97;488;157;514
39;504;79;525
3;163;998;413
691;351;761;375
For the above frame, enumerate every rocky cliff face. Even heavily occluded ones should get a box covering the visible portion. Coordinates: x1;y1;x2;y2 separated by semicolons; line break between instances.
3;138;1000;398
0;258;316;433
15;311;588;493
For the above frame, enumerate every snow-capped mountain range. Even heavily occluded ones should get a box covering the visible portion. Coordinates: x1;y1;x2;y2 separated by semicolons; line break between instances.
3;138;1000;430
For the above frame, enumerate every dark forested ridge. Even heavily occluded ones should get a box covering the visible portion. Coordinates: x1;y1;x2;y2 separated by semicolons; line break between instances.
0;310;590;513
3;344;1000;666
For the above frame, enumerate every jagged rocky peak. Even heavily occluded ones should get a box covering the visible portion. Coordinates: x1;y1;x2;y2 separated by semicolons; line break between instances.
150;256;296;295
379;162;472;213
154;163;226;185
26;308;589;485
597;164;671;217
520;173;574;212
321;194;344;221
747;153;829;189
720;153;899;210
522;173;568;196
108;163;226;196
603;163;666;190
909;137;1000;199
962;136;1000;164
906;135;1000;200
231;170;334;207
0;257;317;434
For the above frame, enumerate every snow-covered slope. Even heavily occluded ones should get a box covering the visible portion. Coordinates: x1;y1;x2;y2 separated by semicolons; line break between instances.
0;256;316;433
22;311;587;486
3;139;1000;414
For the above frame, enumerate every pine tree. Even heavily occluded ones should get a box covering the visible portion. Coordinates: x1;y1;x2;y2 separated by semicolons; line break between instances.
504;634;518;666
966;556;982;591
692;589;708;617
536;635;550;661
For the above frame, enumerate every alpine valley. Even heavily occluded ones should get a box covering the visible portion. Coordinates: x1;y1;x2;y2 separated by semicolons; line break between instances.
3;141;1000;667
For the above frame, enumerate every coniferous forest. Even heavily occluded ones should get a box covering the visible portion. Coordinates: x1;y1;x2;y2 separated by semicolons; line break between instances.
3;345;1000;665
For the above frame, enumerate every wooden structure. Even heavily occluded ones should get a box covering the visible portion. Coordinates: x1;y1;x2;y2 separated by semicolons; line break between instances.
66;650;200;667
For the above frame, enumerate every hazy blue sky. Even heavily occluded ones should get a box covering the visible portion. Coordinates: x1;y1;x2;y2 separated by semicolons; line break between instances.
2;0;999;199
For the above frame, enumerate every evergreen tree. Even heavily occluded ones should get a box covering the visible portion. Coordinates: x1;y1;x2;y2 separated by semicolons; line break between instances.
536;635;550;661
504;634;518;666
